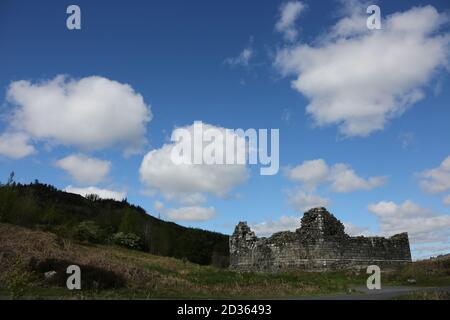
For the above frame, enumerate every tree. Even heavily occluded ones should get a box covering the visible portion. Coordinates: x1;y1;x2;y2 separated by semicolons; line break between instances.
118;208;138;234
73;221;103;243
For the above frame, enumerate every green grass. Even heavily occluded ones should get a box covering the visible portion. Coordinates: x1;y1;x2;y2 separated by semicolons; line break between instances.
1;223;449;299
383;259;450;287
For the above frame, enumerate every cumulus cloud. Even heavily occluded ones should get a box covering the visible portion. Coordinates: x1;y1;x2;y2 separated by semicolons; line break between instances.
139;122;248;204
0;132;36;159
330;163;387;193
164;206;216;222
251;215;300;237
368;200;450;244
274;5;450;136
275;1;306;42
419;156;450;194
175;193;207;206
285;158;387;192
64;185;126;201
151;199;215;222
55;154;111;185
250;215;371;238
343;222;371;237
6;75;151;155
285;159;328;190
287;190;330;212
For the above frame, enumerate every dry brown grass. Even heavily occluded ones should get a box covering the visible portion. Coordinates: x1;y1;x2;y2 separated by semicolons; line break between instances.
0;223;193;294
0;223;391;299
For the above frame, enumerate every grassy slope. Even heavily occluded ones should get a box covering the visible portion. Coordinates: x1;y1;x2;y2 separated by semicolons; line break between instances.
0;183;229;267
1;223;449;299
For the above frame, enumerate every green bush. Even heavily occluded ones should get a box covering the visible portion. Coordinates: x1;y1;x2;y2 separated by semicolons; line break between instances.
4;258;34;299
73;221;103;243
111;232;142;250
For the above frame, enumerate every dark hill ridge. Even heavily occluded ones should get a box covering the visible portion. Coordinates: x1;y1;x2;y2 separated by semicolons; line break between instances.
0;182;229;267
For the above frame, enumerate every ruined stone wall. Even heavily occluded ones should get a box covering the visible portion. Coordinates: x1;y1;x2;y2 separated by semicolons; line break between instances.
229;208;412;272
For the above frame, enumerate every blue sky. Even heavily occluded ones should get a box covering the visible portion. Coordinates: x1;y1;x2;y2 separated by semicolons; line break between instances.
1;0;450;259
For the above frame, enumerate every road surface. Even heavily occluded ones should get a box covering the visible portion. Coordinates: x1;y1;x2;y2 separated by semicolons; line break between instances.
293;286;450;300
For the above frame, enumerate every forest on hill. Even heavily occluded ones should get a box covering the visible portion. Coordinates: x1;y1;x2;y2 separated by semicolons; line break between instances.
0;174;229;267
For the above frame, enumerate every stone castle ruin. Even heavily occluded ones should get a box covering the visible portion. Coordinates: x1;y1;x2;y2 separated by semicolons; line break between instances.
230;207;411;272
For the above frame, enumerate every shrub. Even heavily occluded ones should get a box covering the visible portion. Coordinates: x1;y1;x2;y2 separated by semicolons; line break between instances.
4;258;34;299
73;221;103;243
111;232;142;250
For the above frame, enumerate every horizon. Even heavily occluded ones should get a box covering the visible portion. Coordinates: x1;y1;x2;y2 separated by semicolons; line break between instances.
0;178;437;261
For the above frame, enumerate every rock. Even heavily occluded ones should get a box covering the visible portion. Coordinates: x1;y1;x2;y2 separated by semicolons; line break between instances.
44;270;57;279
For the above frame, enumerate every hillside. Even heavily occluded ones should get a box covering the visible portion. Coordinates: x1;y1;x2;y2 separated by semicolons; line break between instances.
0;182;229;267
1;223;449;299
0;223;352;299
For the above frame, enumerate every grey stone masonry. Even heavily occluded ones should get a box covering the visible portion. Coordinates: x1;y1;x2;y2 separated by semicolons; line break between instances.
229;207;412;272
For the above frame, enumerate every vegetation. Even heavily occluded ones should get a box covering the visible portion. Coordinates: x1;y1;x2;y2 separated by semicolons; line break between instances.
384;256;450;287
3;258;35;299
0;178;228;267
1;175;449;299
0;223;449;299
111;232;142;250
0;223;365;299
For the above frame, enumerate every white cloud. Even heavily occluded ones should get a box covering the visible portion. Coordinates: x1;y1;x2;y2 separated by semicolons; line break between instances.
274;5;450;137
287;190;330;212
64;185;126;201
285;159;329;190
55;154;111;185
343;222;371;237
139;122;248;204
175;192;207;206
285;158;387;192
330;163;387;193
323;0;371;41
164;206;216;222
251;215;300;237
0;132;36;159
153;200;165;211
225;47;254;67
250;215;372;238
368;200;450;244
275;1;306;42
6;75;151;155
419;156;450;194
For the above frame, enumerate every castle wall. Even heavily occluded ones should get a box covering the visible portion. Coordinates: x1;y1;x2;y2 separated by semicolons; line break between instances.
229;208;412;272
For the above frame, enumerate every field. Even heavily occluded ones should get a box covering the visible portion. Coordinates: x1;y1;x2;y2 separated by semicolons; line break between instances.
0;223;449;300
